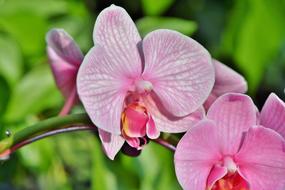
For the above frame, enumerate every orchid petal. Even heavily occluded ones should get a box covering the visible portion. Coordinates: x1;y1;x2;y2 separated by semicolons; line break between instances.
204;59;247;110
98;129;125;160
46;29;83;67
236;126;285;190
211;59;247;96
122;104;148;137
260;93;285;139
207;93;257;155
174;120;222;190
203;93;217;111
146;115;160;139
142;29;214;117
47;47;78;98
143;94;205;133
93;5;142;78
124;136;140;149
207;166;228;189
174;161;212;190
77;46;127;134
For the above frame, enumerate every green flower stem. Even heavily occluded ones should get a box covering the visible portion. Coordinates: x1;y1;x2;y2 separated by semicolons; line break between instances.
0;113;177;158
0;113;92;154
13;113;92;145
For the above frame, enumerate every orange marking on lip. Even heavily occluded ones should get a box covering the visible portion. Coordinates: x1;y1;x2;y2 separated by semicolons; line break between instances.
210;173;249;190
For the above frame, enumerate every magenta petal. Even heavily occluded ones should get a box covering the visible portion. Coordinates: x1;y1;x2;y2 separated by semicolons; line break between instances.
122;104;148;138
211;59;247;96
142;29;214;117
174;120;222;190
207;93;257;155
143;94;205;133
77;46;127;134
124;136;140;149
204;59;247;110
93;5;142;78
47;47;78;98
206;166;227;189
46;29;83;98
236;126;285;190
98;129;125;160
260;93;285;139
46;29;83;66
146;115;160;139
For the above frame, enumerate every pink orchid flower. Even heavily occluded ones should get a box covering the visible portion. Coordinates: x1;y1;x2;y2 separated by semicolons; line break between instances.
46;29;84;115
175;93;285;190
77;5;215;159
204;59;247;110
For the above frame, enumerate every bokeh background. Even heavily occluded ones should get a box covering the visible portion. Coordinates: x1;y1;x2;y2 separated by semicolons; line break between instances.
0;0;285;189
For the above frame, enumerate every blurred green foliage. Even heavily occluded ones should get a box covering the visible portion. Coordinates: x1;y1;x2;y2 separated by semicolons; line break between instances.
0;0;284;189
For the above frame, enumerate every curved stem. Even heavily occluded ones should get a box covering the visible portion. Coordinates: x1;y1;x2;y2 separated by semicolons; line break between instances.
0;126;96;158
0;113;92;154
152;138;176;152
0;113;177;158
13;113;92;145
59;88;77;116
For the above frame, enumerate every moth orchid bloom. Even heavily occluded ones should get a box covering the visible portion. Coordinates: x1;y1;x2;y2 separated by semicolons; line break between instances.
77;5;215;159
204;59;247;110
175;93;285;190
46;29;84;115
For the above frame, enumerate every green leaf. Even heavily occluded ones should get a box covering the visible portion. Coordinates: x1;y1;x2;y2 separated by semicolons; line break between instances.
0;76;10;117
0;0;68;18
90;138;117;190
4;64;62;121
0;35;23;86
141;0;174;16
139;142;181;190
0;12;48;56
19;139;72;190
136;17;197;37
221;0;285;93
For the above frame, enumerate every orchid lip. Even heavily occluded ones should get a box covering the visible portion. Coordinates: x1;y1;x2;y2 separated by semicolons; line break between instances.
121;100;159;149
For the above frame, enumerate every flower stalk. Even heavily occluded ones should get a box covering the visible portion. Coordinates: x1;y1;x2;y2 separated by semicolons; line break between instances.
0;113;177;158
0;113;92;157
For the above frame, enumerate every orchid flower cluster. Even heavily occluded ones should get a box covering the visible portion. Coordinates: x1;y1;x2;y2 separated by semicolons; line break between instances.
45;5;285;190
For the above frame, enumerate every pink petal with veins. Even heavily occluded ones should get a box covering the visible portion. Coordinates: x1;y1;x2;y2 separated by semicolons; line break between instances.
77;46;128;134
46;29;83;98
260;93;285;139
98;129;125;160
142;29;214;117
46;29;83;67
93;5;142;78
211;59;247;96
204;59;247;110
47;47;78;98
236;126;285;190
174;120;222;190
78;5;144;134
207;93;257;155
142;93;205;133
